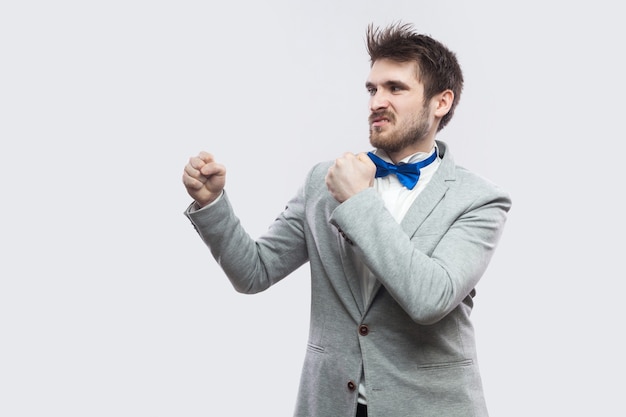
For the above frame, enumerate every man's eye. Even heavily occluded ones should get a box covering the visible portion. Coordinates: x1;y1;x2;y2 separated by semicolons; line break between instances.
367;87;376;96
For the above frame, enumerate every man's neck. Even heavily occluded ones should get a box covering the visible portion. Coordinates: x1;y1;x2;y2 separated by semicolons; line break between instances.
385;138;436;164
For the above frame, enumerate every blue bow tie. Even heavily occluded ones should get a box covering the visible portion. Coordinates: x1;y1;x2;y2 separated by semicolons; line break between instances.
367;150;438;190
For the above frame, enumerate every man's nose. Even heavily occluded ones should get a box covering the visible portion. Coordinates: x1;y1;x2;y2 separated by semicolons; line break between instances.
369;91;390;112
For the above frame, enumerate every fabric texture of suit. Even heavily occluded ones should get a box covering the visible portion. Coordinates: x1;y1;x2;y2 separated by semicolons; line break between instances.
185;141;512;417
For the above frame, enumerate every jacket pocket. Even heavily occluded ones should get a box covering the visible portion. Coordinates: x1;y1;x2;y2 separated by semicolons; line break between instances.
416;358;473;370
306;342;325;354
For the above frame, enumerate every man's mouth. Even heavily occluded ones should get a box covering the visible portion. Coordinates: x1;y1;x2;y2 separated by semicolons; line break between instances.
370;113;393;127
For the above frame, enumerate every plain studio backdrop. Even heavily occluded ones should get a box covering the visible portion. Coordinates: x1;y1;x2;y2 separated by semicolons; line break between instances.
1;1;624;416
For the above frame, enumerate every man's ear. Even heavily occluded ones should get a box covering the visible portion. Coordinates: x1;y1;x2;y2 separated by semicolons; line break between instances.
433;89;454;118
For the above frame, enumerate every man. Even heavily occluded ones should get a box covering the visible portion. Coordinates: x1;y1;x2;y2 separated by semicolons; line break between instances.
182;22;511;417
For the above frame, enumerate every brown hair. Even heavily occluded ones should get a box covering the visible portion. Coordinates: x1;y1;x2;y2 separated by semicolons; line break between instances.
366;22;464;131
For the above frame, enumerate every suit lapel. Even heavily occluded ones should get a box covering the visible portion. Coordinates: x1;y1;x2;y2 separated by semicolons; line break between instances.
401;141;455;237
337;234;367;316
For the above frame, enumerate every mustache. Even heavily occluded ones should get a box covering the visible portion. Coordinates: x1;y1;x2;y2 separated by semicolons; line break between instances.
369;111;395;124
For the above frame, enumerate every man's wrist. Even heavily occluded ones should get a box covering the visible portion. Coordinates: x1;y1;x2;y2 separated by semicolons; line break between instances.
194;190;224;210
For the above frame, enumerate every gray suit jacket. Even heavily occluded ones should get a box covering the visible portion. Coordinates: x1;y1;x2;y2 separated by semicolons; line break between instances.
185;141;511;417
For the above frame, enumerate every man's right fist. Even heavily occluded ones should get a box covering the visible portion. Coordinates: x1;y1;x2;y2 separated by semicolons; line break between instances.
182;151;226;208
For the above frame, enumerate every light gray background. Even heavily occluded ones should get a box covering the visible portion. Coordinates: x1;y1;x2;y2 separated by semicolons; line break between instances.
1;1;624;416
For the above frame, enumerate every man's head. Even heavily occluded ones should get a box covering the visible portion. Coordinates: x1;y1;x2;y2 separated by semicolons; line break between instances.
366;22;464;133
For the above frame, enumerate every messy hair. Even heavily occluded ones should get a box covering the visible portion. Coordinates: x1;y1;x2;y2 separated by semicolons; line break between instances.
366;22;464;131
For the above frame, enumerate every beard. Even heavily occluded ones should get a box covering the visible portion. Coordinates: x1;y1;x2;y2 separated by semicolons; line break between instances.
369;106;431;154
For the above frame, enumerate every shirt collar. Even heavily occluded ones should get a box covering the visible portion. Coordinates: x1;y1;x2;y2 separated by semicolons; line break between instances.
372;145;439;165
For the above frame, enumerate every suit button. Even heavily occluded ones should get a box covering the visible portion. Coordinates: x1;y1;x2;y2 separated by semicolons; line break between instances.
358;325;369;336
347;380;356;391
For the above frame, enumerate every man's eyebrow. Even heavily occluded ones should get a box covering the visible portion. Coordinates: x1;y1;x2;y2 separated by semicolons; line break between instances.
365;80;410;89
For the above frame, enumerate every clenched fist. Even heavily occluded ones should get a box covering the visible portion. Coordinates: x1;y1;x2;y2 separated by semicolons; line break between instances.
325;152;376;203
182;151;226;208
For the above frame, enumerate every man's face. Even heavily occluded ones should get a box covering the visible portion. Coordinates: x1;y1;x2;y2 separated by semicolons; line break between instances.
366;59;434;155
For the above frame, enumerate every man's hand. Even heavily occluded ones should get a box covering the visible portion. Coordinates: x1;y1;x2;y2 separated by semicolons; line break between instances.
182;151;226;208
325;152;376;203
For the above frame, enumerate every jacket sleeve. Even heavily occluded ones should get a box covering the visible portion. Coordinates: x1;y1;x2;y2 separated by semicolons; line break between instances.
329;183;511;325
184;186;309;294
